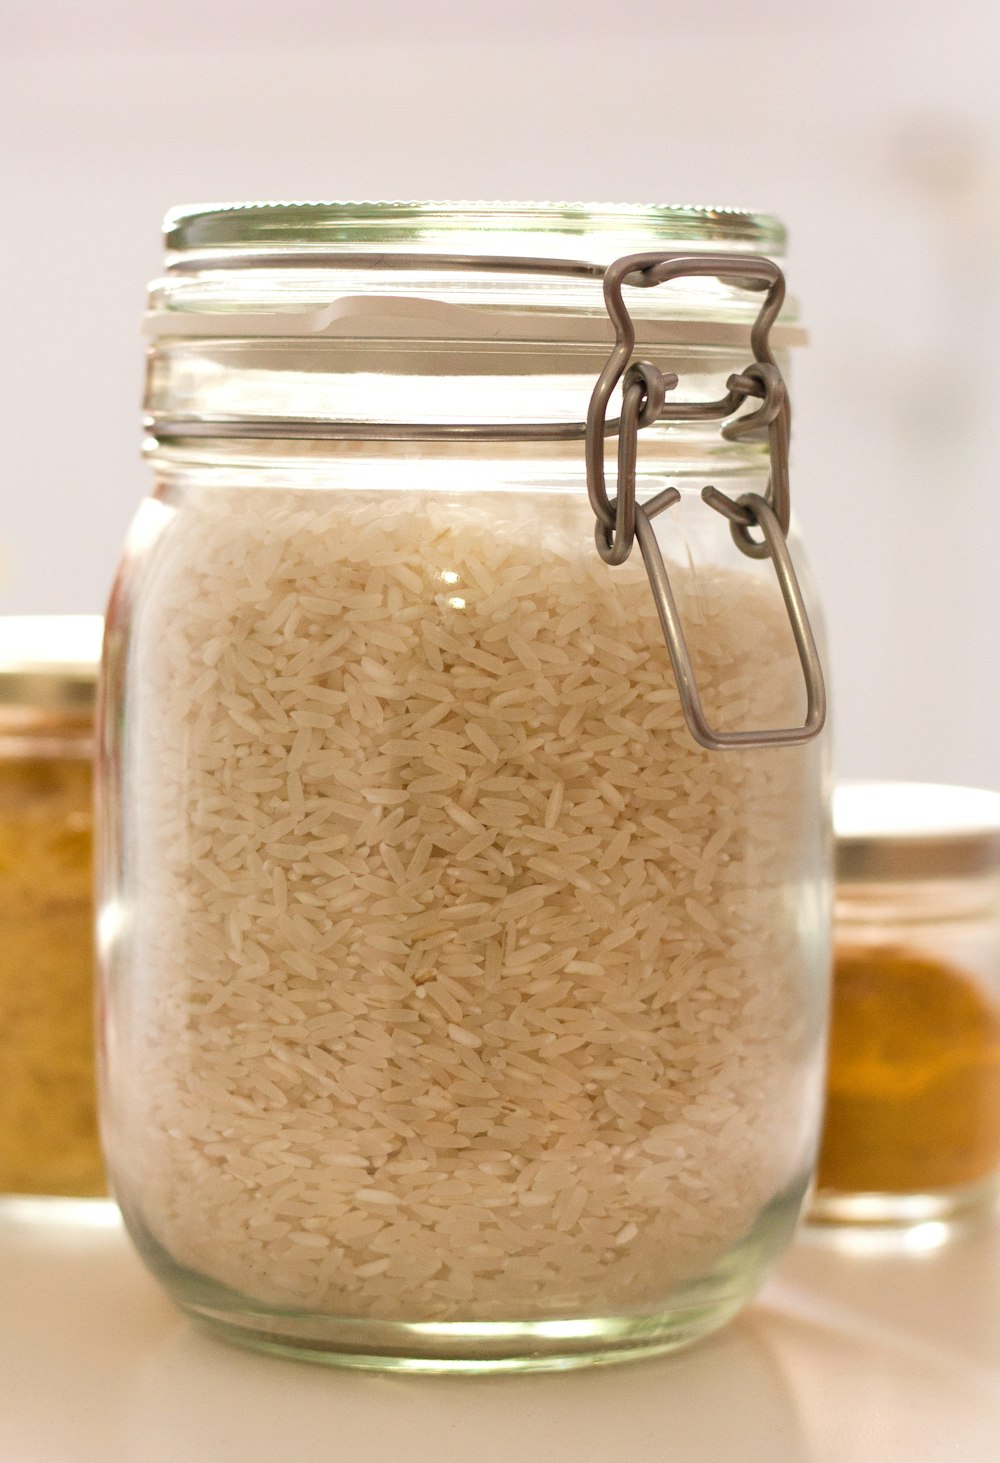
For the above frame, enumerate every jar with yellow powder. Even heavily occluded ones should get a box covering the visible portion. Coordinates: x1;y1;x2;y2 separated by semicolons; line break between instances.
0;615;104;1197
812;781;1000;1229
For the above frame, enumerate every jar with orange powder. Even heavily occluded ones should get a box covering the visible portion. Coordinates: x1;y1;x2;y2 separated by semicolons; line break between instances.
812;781;1000;1229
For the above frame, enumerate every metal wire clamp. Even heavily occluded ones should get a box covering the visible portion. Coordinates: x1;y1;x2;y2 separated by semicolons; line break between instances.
150;244;826;750
585;252;825;750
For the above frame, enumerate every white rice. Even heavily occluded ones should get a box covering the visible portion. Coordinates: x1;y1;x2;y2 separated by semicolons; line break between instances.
106;485;822;1322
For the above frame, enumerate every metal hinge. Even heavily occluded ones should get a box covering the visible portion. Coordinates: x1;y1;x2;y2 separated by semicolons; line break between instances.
149;246;826;750
585;252;825;750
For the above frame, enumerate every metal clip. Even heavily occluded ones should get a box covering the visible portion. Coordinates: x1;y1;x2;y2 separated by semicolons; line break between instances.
149;241;825;749
635;491;826;750
585;251;826;750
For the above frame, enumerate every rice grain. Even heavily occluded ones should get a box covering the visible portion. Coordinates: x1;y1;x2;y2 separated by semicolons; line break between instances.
107;486;821;1323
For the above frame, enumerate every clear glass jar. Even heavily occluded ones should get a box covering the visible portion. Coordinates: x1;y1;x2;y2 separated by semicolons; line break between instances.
0;616;105;1198
812;781;1000;1231
99;202;832;1370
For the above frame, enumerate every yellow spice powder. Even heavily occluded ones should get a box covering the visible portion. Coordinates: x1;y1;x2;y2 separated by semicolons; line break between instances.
817;945;1000;1194
0;754;104;1195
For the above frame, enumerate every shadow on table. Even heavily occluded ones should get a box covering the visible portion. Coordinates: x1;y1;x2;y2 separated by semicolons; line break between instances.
116;1307;806;1463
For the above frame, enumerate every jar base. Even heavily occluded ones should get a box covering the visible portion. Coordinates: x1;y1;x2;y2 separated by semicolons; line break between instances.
806;1175;999;1234
181;1291;753;1373
119;1177;806;1371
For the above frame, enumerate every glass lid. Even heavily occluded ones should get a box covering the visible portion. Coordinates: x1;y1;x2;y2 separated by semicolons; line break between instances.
151;200;799;341
165;200;786;260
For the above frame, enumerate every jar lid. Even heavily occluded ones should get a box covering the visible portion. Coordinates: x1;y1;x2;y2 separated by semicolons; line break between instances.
835;780;1000;882
150;199;805;350
0;616;103;714
164;199;786;257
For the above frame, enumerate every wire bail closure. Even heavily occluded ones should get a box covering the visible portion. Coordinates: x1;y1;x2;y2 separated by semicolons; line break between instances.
585;252;826;751
149;244;825;751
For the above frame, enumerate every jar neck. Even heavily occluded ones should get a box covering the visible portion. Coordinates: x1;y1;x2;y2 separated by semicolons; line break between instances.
837;876;1000;926
145;337;787;482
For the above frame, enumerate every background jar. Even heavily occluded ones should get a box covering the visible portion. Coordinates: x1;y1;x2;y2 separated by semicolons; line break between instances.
812;781;1000;1230
100;201;832;1370
0;615;104;1199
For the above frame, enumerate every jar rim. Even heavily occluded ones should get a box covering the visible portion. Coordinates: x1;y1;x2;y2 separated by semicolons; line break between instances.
835;780;1000;882
0;616;102;714
164;200;786;257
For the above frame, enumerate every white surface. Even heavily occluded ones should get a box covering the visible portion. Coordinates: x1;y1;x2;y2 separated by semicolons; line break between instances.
1;1203;998;1462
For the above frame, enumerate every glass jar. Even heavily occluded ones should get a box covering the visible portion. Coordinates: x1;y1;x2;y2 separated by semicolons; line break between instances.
99;201;832;1370
812;781;1000;1230
0;615;104;1197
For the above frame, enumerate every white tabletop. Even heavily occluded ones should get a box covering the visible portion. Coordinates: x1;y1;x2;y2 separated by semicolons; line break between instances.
2;1199;998;1462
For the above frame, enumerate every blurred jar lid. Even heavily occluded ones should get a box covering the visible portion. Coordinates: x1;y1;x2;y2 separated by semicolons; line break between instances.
835;780;1000;882
0;616;103;713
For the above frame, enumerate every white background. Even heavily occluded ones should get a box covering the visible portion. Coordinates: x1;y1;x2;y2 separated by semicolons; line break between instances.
3;0;999;787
